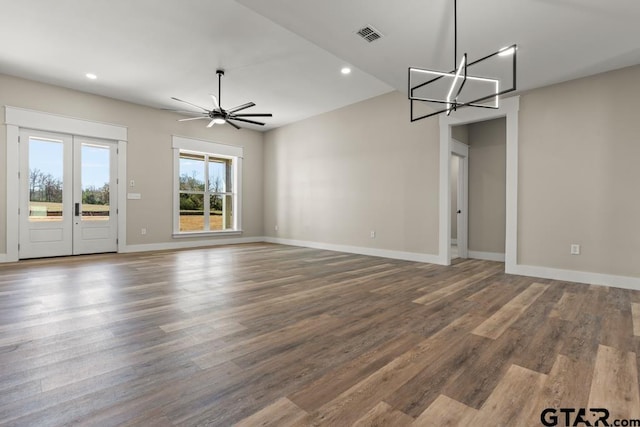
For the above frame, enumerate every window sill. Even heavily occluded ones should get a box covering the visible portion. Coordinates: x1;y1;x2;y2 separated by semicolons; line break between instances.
172;230;243;239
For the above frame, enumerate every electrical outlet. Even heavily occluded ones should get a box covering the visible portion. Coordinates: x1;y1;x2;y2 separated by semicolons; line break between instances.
141;228;147;235
570;244;580;255
370;230;376;239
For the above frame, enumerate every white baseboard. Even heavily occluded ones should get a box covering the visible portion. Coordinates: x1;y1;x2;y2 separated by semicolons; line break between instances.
264;237;441;264
508;263;640;291
468;251;506;262
4;235;639;292
121;236;265;253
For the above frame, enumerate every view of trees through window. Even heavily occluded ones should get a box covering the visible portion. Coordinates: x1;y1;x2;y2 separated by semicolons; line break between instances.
27;139;111;221
28;167;66;221
28;168;110;218
29;168;63;204
178;152;234;232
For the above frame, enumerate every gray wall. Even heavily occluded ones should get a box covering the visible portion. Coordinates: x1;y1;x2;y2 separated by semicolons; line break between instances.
518;65;640;277
0;73;264;252
263;64;640;278
2;63;640;280
451;125;469;144
264;91;440;255
468;118;506;254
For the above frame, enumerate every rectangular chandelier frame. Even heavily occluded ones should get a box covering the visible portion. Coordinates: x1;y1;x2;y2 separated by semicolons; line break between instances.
409;43;517;122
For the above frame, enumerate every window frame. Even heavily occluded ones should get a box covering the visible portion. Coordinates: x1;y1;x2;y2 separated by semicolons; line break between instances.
172;136;243;237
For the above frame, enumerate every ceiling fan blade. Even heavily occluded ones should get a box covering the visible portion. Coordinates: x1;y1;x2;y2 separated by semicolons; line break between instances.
162;108;208;115
207;119;216;128
230;113;273;118
226;119;241;130
227;102;256;114
171;97;210;112
178;117;209;122
229;117;265;126
210;94;220;110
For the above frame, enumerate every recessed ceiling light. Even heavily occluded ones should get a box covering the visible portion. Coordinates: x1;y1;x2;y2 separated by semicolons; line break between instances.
85;73;97;80
341;67;352;75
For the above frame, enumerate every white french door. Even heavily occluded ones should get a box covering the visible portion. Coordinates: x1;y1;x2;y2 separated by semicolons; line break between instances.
19;129;118;259
73;136;118;255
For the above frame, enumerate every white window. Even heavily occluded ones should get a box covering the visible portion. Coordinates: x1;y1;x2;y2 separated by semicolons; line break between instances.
172;136;242;236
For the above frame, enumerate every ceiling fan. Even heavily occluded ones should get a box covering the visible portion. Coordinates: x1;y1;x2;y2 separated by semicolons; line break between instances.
169;69;272;130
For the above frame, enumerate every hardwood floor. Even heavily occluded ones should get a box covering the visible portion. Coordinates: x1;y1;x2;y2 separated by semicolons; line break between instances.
0;243;638;426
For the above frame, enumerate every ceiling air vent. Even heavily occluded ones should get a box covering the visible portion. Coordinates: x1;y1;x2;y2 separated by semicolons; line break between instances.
356;25;383;43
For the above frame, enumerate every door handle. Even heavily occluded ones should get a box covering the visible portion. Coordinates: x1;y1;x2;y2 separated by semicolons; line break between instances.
457;210;462;214
75;203;80;216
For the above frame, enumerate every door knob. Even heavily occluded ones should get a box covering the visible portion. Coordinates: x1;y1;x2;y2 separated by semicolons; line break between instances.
457;210;462;214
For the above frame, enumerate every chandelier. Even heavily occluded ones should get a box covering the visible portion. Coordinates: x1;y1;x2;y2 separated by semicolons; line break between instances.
409;0;517;121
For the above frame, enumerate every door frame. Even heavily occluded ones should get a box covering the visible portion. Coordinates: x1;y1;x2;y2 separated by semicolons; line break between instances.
451;140;469;259
438;96;519;270
4;106;127;262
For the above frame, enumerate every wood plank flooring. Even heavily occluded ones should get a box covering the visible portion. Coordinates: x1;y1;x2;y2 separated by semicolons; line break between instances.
0;243;638;426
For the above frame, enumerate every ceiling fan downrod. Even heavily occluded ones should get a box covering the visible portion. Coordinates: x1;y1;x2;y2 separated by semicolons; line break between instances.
216;69;224;108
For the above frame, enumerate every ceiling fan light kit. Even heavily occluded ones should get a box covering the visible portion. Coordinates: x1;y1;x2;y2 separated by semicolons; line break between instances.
408;0;517;121
170;69;273;130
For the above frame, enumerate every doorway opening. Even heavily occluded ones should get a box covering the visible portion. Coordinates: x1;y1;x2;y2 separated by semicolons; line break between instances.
451;119;506;262
450;140;469;260
437;96;519;269
451;154;460;259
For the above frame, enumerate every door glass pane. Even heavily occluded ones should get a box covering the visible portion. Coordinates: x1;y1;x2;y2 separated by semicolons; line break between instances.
29;138;64;222
81;144;110;221
179;154;205;191
179;193;204;231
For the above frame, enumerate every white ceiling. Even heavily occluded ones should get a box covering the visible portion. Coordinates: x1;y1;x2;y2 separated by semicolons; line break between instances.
1;0;639;131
